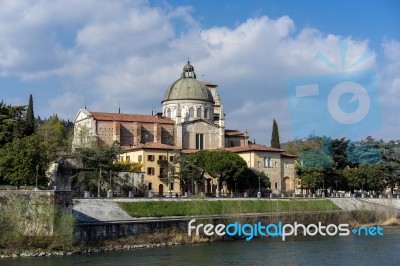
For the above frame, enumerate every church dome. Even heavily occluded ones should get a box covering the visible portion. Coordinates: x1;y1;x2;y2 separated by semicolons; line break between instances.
162;62;214;103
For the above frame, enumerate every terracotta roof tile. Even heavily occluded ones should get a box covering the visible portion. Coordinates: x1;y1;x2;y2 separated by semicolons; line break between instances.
225;144;285;153
122;143;177;151
90;112;174;124
181;149;198;154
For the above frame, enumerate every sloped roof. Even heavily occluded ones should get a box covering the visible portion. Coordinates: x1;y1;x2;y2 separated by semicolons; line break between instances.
90;112;174;124
225;129;246;137
183;118;217;127
281;152;298;158
225;144;285;153
122;142;177;151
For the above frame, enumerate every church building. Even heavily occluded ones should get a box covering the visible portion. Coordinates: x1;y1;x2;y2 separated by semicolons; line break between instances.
73;62;295;197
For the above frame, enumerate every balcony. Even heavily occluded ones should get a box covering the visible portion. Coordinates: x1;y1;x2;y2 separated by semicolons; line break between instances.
158;174;168;181
157;159;168;167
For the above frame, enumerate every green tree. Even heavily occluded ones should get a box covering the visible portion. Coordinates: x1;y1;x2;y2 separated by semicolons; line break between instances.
296;136;333;194
25;94;35;136
189;150;248;193
343;164;385;192
37;114;69;161
270;119;280;148
237;168;270;194
379;144;400;193
0;102;26;147
347;142;381;166
297;168;325;193
283;135;323;155
73;142;122;197
332;138;348;170
0;135;48;187
172;150;202;193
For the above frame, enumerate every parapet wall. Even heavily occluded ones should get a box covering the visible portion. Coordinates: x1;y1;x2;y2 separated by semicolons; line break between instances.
0;190;73;213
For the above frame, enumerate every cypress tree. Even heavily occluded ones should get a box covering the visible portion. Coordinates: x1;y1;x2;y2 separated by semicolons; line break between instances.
271;119;281;148
26;94;34;135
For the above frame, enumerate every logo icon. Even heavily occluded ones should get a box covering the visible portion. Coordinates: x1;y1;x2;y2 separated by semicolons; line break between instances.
287;39;381;140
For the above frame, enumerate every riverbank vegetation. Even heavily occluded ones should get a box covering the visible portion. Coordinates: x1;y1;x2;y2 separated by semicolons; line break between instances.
118;199;340;217
0;195;75;253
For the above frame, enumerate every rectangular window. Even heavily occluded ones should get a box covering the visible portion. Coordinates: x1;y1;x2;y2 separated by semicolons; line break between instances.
159;155;167;161
169;156;174;162
170;182;174;191
147;167;155;175
275;182;278;189
275;162;278;168
147;155;155;161
196;133;204;150
148;182;152;191
138;155;142;162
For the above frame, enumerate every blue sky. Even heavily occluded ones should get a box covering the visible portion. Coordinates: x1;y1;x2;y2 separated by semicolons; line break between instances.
1;0;399;144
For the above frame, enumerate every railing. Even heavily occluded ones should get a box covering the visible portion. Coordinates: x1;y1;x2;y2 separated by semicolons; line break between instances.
157;159;168;166
158;174;168;180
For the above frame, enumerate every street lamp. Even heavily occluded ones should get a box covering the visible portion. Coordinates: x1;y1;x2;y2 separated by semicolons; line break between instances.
361;180;365;198
107;170;113;198
257;161;261;198
335;180;338;197
35;165;39;191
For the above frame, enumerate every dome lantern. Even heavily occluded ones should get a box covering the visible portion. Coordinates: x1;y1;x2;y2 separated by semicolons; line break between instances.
181;60;196;79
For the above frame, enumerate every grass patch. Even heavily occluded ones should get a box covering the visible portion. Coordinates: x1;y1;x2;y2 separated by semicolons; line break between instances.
118;199;340;218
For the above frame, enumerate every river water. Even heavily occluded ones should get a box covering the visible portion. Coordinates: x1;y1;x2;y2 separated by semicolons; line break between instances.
2;226;399;266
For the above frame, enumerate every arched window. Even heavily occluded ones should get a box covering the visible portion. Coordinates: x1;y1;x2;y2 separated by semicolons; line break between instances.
167;108;171;118
204;108;208;119
197;108;202;118
264;157;272;168
189;107;194;118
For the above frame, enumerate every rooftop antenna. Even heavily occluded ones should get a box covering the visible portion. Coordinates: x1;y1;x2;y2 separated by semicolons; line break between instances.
118;101;121;114
84;99;87;109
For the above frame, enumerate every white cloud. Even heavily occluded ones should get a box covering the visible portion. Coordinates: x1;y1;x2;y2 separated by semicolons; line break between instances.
0;0;397;144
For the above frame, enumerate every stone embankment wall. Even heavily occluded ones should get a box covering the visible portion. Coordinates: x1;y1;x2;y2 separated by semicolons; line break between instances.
73;197;400;243
0;190;75;247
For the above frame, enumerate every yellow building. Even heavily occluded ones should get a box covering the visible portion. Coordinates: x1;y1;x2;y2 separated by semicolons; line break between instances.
119;143;179;196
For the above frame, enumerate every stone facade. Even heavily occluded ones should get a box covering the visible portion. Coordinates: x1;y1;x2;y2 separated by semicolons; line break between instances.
225;145;296;194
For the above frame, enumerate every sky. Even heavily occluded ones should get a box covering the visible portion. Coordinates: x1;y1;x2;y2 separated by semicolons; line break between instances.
0;0;399;145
